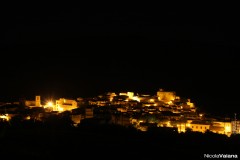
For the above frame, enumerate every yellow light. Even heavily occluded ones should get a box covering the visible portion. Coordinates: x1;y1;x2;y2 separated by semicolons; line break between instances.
47;101;53;107
167;121;171;127
149;99;155;102
167;101;173;105
0;114;9;121
225;126;231;132
26;116;31;120
132;96;140;102
58;107;64;112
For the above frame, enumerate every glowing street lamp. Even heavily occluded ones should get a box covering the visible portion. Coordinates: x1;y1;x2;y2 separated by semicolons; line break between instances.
47;101;53;107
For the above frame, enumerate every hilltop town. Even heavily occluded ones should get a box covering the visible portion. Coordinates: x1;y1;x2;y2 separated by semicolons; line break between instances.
0;88;239;137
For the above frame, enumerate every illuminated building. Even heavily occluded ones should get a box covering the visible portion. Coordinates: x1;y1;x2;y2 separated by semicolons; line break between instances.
55;98;78;112
35;96;41;107
106;92;117;101
177;123;187;133
0;114;10;121
44;101;55;112
157;88;176;103
119;92;134;99
25;95;42;108
210;121;232;137
232;120;240;134
187;121;210;133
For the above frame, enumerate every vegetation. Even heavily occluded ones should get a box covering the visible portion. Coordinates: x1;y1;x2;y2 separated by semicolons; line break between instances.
0;118;239;159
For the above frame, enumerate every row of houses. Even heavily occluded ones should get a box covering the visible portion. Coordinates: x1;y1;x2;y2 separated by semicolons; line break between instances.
133;118;235;137
1;89;239;136
1;89;196;114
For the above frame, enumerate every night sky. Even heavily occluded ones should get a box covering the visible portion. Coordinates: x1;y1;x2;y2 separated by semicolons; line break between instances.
1;4;240;116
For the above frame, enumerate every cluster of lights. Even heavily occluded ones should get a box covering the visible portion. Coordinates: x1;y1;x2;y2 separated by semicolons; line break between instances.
0;114;10;121
44;101;54;108
44;101;64;112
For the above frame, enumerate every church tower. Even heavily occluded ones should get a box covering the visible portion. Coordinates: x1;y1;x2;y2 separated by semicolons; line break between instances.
35;95;41;107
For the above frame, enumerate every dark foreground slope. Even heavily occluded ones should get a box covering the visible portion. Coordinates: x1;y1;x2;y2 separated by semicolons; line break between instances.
0;123;240;160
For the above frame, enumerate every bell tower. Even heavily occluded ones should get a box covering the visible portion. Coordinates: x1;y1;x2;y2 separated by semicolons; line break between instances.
35;95;41;107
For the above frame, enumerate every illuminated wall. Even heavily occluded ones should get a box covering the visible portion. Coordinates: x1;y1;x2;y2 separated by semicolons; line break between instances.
232;120;240;134
210;121;232;136
188;123;210;133
0;114;10;121
119;92;134;99
187;101;194;108
138;94;151;102
24;95;42;107
55;98;78;112
223;122;232;136
157;89;176;103
107;92;117;101
177;124;186;133
127;92;134;99
35;96;41;107
25;100;36;107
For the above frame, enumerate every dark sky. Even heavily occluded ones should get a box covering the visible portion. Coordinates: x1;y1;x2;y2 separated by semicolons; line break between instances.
1;4;240;115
